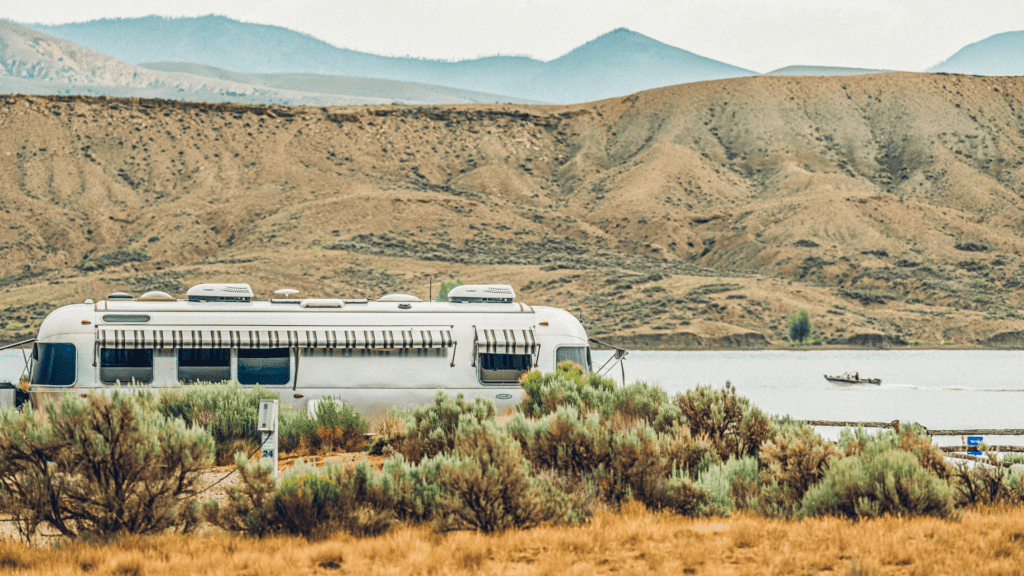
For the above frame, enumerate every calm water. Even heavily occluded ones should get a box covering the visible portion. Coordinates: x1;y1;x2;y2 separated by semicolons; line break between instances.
3;347;1021;436
591;349;1024;442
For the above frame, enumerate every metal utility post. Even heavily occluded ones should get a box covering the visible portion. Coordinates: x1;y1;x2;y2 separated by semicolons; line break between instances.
257;399;279;478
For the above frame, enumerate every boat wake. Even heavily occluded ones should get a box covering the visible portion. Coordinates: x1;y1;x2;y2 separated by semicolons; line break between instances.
879;383;1024;392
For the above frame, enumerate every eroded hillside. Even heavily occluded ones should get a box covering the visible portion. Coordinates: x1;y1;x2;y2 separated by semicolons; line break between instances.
3;72;1024;348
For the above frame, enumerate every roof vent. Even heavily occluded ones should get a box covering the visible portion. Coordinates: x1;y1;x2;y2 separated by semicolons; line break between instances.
447;284;515;304
107;292;133;300
378;294;422;302
300;299;343;308
186;283;254;303
138;291;175;302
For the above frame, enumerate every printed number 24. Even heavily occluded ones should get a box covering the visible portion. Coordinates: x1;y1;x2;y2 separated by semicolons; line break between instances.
262;449;274;458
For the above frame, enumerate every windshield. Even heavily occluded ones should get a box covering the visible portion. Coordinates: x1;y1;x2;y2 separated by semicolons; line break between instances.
555;346;591;374
30;343;77;386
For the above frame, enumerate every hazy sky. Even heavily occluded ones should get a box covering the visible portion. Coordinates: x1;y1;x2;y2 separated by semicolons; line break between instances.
6;0;1024;73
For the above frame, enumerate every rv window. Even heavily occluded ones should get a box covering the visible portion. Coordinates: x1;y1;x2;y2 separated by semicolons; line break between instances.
30;343;76;386
100;349;153;384
178;349;231;384
238;348;290;385
555;346;590;374
479;353;531;384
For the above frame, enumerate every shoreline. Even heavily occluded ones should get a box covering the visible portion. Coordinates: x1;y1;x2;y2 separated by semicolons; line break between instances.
589;342;989;352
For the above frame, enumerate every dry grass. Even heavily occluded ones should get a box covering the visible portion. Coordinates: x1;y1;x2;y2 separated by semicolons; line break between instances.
2;502;1023;575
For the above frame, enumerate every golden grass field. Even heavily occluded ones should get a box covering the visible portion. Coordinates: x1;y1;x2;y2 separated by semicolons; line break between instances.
1;502;1022;575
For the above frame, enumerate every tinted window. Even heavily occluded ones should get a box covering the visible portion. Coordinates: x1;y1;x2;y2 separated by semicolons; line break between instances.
178;349;231;384
238;348;290;385
100;349;153;384
30;343;77;386
555;346;590;374
479;353;531;384
102;314;151;323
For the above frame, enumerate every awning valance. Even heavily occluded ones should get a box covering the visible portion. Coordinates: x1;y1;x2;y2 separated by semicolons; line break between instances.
97;328;454;350
474;328;538;355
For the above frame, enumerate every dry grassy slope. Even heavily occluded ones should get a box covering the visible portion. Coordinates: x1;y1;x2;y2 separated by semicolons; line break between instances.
3;72;1024;348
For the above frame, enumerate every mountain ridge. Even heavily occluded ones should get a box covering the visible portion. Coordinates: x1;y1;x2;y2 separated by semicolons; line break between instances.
20;16;759;104
0;21;535;105
3;73;1024;348
928;30;1024;76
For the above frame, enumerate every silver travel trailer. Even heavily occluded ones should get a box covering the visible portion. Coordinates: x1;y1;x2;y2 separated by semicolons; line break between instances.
26;283;592;422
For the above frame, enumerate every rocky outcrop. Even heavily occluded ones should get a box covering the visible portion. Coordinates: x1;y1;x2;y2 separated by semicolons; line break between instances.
981;331;1024;349
831;332;908;348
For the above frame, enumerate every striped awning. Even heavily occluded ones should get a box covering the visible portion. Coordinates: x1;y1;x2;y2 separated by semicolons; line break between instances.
475;327;538;355
97;328;454;350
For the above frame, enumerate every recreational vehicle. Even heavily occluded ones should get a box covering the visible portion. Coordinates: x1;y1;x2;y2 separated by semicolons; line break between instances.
25;283;592;421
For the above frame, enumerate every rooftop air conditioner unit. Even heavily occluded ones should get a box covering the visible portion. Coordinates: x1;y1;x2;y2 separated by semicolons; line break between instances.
447;284;515;304
187;283;254;303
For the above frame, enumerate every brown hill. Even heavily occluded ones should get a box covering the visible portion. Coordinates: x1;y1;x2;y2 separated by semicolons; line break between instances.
3;72;1024;349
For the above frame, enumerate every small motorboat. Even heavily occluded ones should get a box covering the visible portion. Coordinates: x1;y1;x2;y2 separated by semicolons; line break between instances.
825;373;881;386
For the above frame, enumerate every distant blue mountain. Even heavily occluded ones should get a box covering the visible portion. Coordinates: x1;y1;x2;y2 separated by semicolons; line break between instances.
21;16;757;103
519;28;757;102
928;30;1024;76
764;65;892;77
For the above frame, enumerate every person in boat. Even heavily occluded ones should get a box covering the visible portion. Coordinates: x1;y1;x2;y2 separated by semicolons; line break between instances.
854;372;859;381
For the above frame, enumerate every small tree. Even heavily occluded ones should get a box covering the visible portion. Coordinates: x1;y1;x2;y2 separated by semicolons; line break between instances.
787;308;813;344
435;278;463;302
0;391;214;542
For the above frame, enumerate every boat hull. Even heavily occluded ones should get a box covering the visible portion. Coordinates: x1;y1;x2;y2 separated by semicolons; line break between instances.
824;375;881;386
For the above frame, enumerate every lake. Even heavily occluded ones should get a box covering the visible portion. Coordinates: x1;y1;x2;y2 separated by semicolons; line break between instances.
3;347;1021;444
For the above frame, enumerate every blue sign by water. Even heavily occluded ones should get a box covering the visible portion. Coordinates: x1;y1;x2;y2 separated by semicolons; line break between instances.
967;436;983;456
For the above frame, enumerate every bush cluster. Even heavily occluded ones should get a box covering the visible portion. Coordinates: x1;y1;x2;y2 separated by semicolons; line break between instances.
157;382;279;465
4;365;1020;544
0;391;214;542
158;383;369;464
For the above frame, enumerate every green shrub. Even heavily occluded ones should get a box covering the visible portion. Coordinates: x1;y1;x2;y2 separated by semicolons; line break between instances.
276;400;370;455
204;456;397;540
787;308;813;343
157;382;279;465
202;454;277;537
0;391;214;542
610;382;674;427
518;362;663;425
380;454;445;523
518;371;589;418
694;457;760;516
435;278;463;302
424;417;568;532
367;407;414;456
674;382;771;461
1004;453;1024;465
952;450;1024;506
507;406;711;515
758;423;839;514
799;437;954;519
645;468;711;517
76;248;149;272
273;463;343;540
278;404;318;453
309;400;369;453
839;426;951;480
398;392;497;463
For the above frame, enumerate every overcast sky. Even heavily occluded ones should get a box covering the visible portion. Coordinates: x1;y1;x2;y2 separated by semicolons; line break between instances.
6;0;1023;73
